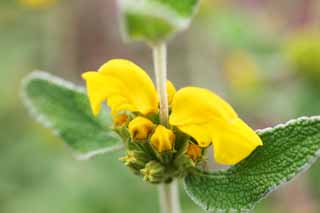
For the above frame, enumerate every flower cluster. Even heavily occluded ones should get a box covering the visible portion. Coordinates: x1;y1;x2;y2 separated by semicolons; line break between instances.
82;59;262;183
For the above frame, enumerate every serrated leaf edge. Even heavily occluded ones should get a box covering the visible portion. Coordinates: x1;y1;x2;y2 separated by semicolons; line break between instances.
184;116;320;212
21;71;123;160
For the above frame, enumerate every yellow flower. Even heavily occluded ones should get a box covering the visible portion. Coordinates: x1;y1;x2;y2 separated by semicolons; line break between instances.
186;143;202;161
128;116;154;140
82;59;158;116
151;125;175;152
169;87;262;165
20;0;55;8
82;59;262;165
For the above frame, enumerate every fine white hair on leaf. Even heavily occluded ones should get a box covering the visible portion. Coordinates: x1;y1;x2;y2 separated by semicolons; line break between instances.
184;116;320;212
256;116;320;135
21;71;123;160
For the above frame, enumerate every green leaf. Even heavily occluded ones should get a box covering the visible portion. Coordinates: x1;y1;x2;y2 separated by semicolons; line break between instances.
22;71;123;160
119;0;199;43
184;117;320;211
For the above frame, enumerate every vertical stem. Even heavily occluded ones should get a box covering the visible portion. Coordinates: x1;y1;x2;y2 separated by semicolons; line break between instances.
152;43;181;213
153;43;169;127
159;179;181;213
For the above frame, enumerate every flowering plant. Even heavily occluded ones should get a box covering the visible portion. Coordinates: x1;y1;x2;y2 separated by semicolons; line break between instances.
81;58;262;183
22;1;320;212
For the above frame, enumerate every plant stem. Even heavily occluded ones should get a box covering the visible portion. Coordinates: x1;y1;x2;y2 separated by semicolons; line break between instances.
152;44;181;213
153;43;169;127
159;179;181;213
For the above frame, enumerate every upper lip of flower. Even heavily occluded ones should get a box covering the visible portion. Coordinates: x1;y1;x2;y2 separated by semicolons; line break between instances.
82;59;159;116
82;59;263;165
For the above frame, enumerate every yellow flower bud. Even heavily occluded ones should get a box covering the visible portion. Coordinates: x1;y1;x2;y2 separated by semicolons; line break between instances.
113;114;129;127
128;116;154;140
151;125;175;152
141;161;165;183
186;143;202;161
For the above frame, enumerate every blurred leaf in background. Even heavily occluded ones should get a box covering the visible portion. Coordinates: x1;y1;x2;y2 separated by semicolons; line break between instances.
223;50;263;100
285;31;320;84
119;0;199;43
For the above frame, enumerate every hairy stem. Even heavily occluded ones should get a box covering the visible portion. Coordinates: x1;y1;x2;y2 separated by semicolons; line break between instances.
159;179;181;213
153;44;180;213
153;43;169;127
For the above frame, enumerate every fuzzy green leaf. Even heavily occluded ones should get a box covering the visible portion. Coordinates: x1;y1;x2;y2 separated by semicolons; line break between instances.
22;72;123;160
184;117;320;211
119;0;199;43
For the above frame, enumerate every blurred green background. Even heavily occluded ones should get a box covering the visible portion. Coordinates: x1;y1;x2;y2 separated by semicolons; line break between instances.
1;0;320;212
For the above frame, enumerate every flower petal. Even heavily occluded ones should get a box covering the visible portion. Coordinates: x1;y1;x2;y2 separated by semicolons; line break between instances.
82;59;158;116
169;87;237;126
169;86;262;165
177;123;212;147
211;118;263;165
167;80;176;104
